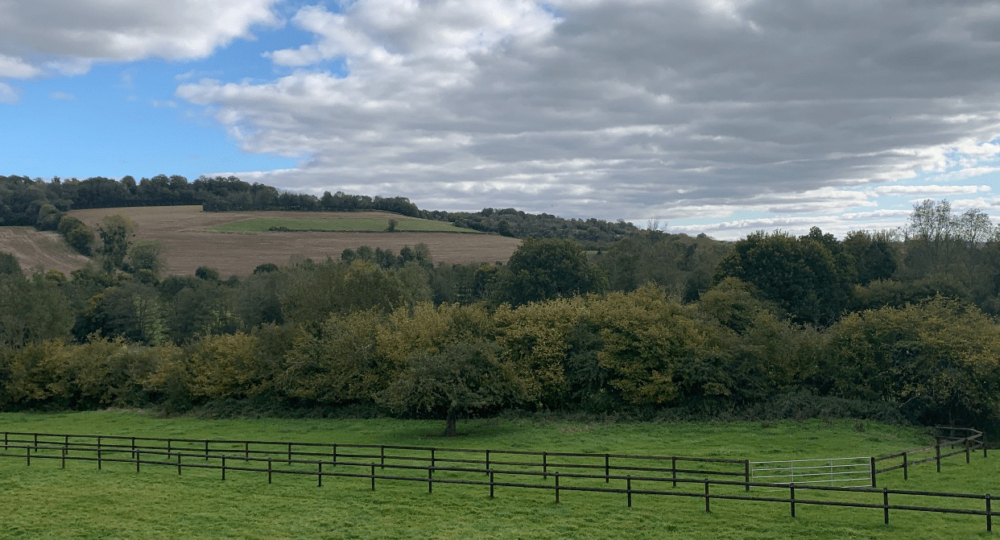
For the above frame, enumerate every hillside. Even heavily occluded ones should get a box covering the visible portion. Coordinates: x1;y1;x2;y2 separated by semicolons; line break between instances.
63;206;519;276
0;226;91;274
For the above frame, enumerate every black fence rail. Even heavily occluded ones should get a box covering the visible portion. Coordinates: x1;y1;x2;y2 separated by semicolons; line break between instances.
0;430;747;487
0;430;996;532
873;426;986;484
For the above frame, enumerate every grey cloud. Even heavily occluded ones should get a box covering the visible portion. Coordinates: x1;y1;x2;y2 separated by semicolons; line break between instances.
179;0;1000;228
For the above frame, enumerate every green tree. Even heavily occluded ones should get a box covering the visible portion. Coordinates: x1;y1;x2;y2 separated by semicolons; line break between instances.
378;340;527;436
97;215;137;272
498;238;607;306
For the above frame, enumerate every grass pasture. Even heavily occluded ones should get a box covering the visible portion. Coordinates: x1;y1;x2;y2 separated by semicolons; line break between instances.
207;216;480;234
0;412;996;539
66;206;521;275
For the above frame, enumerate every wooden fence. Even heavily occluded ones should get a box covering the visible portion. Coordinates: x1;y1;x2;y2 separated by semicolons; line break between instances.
0;430;994;532
873;426;987;485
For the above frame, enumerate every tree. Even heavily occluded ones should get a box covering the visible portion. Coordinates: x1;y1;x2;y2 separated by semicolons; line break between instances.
498;238;607;306
127;240;164;280
0;251;22;277
715;230;851;325
378;340;527;436
97;215;137;272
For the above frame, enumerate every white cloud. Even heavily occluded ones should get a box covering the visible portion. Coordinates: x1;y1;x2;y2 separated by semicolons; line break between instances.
0;82;18;104
872;184;991;196
0;0;280;77
49;91;75;101
0;54;42;78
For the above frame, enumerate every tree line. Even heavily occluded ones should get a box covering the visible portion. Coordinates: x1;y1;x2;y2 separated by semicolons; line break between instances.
3;197;1000;432
1;174;641;249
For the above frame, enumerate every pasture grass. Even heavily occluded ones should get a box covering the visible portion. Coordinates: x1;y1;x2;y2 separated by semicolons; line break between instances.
207;217;479;234
0;411;996;539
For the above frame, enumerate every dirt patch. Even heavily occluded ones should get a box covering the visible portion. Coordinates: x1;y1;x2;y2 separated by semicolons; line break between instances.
0;227;91;275
68;206;520;276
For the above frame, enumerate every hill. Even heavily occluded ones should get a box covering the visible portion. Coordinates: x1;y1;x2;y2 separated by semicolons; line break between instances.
0;226;90;274
59;206;519;276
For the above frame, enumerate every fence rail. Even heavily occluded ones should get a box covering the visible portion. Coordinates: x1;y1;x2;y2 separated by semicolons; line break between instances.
873;426;986;484
0;429;996;532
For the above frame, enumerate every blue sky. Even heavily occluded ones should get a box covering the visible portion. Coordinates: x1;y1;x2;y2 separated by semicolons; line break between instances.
3;0;1000;239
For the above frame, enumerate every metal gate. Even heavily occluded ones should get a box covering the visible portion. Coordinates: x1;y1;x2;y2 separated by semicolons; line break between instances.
750;457;872;489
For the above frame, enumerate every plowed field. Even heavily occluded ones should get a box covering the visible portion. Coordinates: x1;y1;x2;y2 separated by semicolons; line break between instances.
0;226;91;274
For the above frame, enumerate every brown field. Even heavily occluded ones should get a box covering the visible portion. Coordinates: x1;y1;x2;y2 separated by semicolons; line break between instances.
0;227;91;274
66;206;520;276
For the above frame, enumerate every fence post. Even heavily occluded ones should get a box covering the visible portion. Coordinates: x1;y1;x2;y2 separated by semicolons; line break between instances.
288;443;293;465
25;446;30;467
177;453;182;475
903;452;908;481
987;494;993;533
627;475;632;508
371;463;376;491
936;444;941;473
380;446;385;469
136;450;140;474
3;431;6;449
489;470;495;499
672;457;677;488
543;452;548;480
205;440;209;461
790;483;795;517
245;442;250;462
98;447;102;470
333;444;338;466
428;467;433;494
222;456;227;481
318;462;323;488
704;479;710;513
131;437;136;460
605;454;610;484
268;459;272;484
966;438;971;464
883;488;889;525
61;448;66;470
485;450;490;475
431;448;436;469
555;472;560;504
870;456;877;488
744;460;751;492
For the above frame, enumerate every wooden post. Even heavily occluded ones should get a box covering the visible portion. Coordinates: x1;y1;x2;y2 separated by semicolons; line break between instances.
489;470;495;499
428;467;433;494
245;442;250;462
744;460;751;492
288;443;292;465
61;448;66;470
543;452;548;480
131;437;136;459
605;454;610;484
883;488;889;525
268;459;272;484
318;462;323;488
672;457;677;488
380;446;385;469
987;494;993;532
431;448;436;469
627;475;632;508
966;439;971;464
26;446;30;466
222;456;227;481
371;463;376;491
936;444;941;473
333;444;338;466
98;448;102;470
870;456;877;488
790;483;796;517
555;472;560;503
205;440;209;461
136;451;140;473
704;480;710;513
177;453;182;475
485;450;491;474
903;452;908;480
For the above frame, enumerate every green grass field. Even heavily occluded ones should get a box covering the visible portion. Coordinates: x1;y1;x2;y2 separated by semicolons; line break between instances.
0;412;995;539
207;217;480;234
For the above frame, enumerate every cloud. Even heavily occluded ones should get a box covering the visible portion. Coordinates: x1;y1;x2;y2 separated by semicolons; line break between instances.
0;0;280;77
0;54;42;78
173;0;1000;226
872;184;991;196
49;91;75;101
0;82;18;104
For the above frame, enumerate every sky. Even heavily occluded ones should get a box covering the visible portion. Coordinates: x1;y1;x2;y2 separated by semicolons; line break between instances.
3;0;1000;240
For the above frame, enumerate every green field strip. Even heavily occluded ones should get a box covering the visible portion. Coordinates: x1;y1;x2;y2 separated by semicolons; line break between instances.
206;217;480;234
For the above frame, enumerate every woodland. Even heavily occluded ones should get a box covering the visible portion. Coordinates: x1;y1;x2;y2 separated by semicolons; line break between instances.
2;174;1000;435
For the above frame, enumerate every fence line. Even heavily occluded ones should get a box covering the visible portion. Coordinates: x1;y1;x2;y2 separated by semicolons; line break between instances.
873;426;986;484
0;429;995;532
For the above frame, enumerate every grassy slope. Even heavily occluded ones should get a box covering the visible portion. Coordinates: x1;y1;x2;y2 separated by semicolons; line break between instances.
0;412;995;540
207;217;480;234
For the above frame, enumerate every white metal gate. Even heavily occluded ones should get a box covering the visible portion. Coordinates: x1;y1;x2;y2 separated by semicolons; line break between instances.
750;457;872;489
